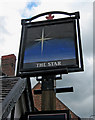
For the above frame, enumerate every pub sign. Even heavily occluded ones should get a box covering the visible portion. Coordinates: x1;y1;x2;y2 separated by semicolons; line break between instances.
17;11;84;77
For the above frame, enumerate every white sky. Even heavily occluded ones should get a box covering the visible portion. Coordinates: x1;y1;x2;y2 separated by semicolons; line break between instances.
0;0;94;118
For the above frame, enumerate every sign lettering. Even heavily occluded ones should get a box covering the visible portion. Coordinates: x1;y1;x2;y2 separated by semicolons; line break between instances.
37;61;62;68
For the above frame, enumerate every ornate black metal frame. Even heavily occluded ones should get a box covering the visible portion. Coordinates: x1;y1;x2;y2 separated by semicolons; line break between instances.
16;11;84;77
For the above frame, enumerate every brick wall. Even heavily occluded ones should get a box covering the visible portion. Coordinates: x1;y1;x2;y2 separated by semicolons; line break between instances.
1;54;16;76
32;82;41;111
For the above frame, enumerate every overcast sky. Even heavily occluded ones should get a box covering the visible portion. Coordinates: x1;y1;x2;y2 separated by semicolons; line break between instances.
0;0;94;118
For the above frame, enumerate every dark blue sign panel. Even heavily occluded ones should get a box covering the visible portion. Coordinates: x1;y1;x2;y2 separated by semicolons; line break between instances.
23;21;77;70
17;12;83;77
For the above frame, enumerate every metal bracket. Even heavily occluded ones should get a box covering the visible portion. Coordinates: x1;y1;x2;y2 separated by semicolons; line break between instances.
34;87;73;95
41;75;55;91
36;74;62;81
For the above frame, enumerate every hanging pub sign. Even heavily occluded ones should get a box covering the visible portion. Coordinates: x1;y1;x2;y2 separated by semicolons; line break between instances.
17;11;84;77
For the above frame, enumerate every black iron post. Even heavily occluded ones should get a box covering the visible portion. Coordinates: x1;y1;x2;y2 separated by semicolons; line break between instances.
27;77;34;112
11;106;15;120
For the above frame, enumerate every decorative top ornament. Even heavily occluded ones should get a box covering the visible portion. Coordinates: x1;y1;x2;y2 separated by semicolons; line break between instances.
46;14;54;20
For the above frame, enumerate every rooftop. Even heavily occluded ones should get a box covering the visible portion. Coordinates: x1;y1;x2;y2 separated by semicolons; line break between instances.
0;76;27;119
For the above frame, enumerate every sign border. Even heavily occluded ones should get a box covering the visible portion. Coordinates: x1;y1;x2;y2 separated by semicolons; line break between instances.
16;11;84;77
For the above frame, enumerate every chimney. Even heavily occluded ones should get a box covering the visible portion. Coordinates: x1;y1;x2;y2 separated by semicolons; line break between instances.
1;54;16;76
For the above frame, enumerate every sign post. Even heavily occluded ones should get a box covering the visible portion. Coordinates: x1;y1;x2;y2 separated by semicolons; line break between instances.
16;11;84;120
41;75;56;111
